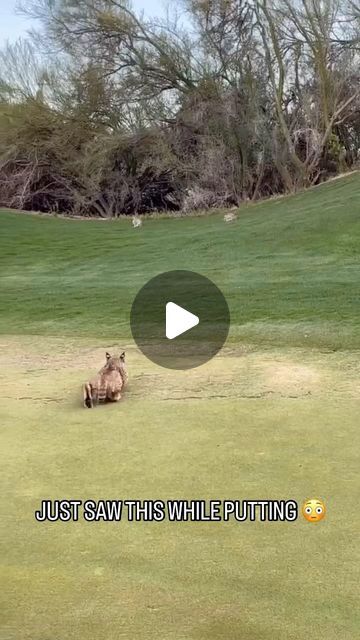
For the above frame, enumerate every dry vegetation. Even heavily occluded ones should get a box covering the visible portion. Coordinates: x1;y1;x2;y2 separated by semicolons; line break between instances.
0;0;359;216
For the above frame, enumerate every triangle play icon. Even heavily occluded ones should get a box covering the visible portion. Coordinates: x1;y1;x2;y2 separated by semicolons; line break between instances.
166;302;199;340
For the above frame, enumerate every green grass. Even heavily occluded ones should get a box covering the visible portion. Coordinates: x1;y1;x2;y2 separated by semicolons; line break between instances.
1;172;360;348
0;175;360;640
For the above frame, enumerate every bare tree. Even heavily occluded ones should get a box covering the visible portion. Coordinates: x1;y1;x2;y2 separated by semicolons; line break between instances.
0;0;357;215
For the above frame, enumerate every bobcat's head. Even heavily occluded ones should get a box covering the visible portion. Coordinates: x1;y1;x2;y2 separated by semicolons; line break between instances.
105;352;126;371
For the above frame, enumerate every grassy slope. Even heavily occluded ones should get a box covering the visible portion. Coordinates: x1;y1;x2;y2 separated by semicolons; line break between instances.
1;172;360;348
0;175;360;640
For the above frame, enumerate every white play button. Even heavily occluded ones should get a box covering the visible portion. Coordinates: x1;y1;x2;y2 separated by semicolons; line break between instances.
166;302;199;340
131;271;230;369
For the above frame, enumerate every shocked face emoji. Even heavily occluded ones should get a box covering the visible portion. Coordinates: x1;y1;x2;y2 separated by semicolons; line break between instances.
302;499;326;522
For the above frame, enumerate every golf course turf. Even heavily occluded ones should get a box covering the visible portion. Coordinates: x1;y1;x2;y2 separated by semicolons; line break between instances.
0;173;359;639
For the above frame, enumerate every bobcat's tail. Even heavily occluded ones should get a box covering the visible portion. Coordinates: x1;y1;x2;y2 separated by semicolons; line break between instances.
83;383;94;409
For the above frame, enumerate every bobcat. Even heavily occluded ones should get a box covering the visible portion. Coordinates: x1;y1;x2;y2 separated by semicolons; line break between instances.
83;352;128;409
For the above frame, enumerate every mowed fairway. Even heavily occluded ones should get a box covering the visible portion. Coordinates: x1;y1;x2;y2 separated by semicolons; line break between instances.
1;174;360;639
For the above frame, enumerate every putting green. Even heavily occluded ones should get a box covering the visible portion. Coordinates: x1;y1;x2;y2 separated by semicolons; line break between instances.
0;337;359;639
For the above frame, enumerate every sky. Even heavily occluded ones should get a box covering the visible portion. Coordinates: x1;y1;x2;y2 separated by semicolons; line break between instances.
0;1;31;44
0;0;168;46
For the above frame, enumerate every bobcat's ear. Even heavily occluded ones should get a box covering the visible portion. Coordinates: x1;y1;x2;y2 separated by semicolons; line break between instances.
120;352;126;361
106;352;111;361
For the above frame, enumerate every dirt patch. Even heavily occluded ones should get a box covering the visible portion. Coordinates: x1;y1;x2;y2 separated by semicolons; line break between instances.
262;362;321;396
0;336;128;371
0;336;359;404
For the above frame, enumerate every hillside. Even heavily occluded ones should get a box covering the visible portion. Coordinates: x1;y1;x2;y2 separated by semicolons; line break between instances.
0;173;360;348
1;174;359;640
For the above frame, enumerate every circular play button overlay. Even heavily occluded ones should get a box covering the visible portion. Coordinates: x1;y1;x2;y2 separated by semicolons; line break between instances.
130;270;230;370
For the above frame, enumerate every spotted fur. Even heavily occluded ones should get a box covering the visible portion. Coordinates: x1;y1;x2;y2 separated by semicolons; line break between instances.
83;352;128;408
